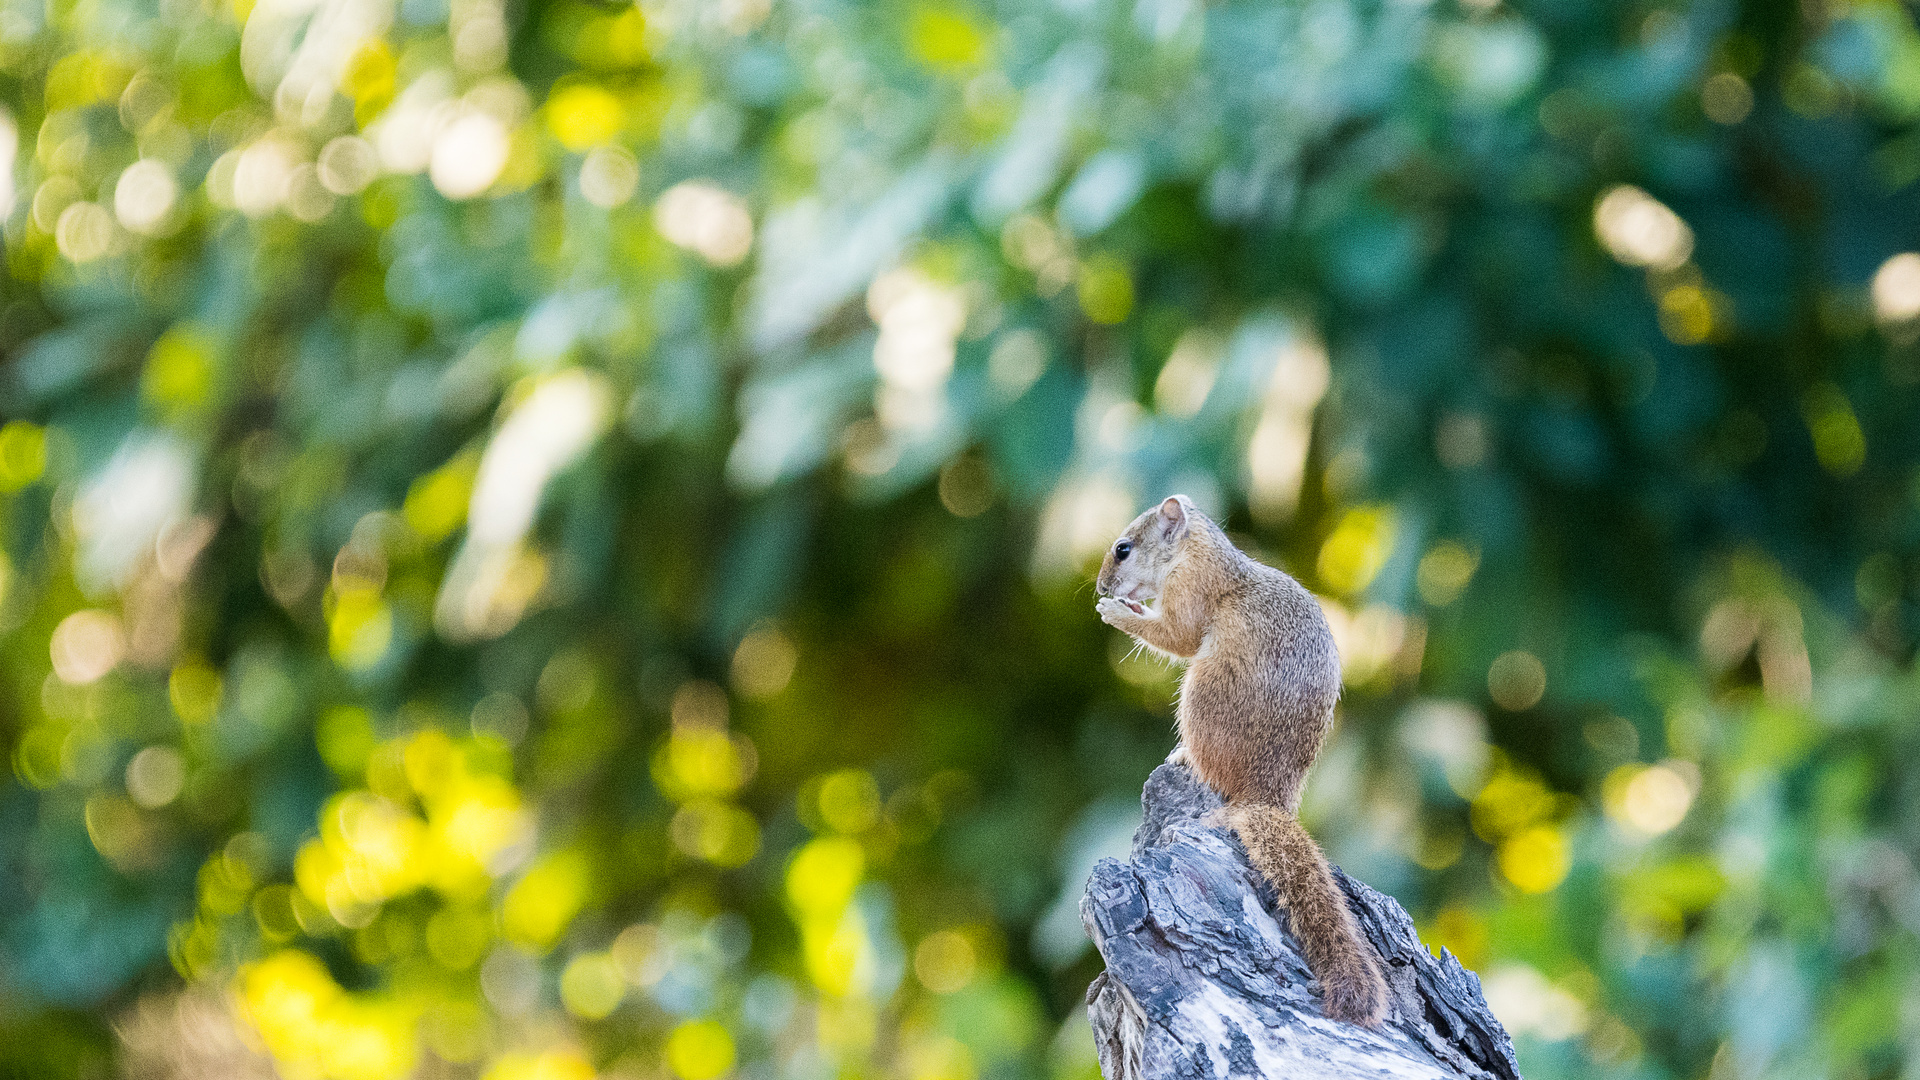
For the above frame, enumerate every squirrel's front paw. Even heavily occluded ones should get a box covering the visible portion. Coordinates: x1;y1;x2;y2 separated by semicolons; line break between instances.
1099;597;1152;626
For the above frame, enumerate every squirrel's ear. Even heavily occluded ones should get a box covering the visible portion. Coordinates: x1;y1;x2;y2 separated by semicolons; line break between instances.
1157;496;1189;538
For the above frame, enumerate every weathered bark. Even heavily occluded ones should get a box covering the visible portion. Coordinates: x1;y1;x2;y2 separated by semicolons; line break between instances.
1081;764;1521;1080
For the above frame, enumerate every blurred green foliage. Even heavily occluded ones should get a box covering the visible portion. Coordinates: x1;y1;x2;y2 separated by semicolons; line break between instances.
5;0;1920;1078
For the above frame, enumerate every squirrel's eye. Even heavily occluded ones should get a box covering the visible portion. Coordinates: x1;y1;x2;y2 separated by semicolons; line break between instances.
1114;540;1133;561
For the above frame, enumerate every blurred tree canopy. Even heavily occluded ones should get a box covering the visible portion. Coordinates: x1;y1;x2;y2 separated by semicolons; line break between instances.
6;0;1920;1077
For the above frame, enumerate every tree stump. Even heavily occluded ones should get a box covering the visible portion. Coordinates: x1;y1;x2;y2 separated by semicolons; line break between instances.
1080;764;1522;1080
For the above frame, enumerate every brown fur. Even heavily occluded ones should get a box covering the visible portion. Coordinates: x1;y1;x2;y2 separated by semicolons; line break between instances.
1095;496;1388;1027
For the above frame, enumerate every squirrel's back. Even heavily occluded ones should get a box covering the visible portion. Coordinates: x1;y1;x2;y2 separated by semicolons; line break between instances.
1182;561;1341;812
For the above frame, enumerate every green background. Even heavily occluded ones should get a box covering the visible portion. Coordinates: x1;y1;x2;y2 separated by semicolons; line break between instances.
3;0;1919;1077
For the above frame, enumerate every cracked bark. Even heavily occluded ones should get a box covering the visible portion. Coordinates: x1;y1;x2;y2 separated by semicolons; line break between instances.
1081;764;1522;1080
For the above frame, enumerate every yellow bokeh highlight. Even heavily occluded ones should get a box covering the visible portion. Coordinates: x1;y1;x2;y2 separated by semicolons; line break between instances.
320;998;419;1080
1077;256;1134;325
169;916;220;979
913;930;976;994
1620;857;1724;937
1425;904;1489;970
0;422;48;492
805;906;870;997
200;853;253;915
237;949;419;1080
14;725;62;789
405;451;478;543
1317;506;1395;595
317;706;376;777
1471;752;1578;894
1804;384;1866;477
666;1019;736;1080
1657;284;1714;345
430;774;525;881
652;728;754;799
547;84;625;151
295;731;530;921
403;729;459;796
432;770;531;879
1497;825;1571;894
817;768;881;834
329;590;394;671
786;836;870;996
482;1049;595;1080
239;951;338;1056
559;952;626;1019
502;849;590;951
43;50;133;112
143;325;217;415
787;836;863;915
1416;541;1478;607
1470;757;1571;842
168;661;223;724
574;7;650;69
296;792;429;918
343;41;396;118
669;798;761;866
909;9;988;69
603;8;650;66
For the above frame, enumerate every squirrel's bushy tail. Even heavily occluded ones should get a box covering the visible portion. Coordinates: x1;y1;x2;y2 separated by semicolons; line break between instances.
1226;801;1388;1027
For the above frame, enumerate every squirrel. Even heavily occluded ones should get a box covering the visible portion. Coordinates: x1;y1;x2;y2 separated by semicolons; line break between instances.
1094;494;1388;1027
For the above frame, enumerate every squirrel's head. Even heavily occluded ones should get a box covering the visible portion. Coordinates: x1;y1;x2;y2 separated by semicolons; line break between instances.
1095;495;1195;603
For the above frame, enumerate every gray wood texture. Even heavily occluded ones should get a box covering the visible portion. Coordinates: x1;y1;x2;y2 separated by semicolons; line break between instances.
1081;764;1522;1080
